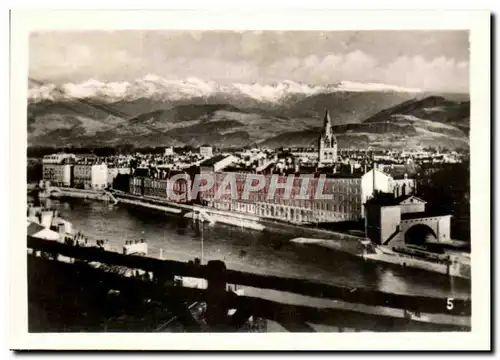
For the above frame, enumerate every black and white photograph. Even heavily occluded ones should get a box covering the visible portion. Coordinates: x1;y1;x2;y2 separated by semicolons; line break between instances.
10;9;491;351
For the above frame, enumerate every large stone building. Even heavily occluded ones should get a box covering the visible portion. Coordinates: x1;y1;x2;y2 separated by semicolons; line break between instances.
42;153;76;187
199;164;417;224
365;193;451;247
200;170;363;223
42;163;72;187
73;162;108;190
128;171;192;203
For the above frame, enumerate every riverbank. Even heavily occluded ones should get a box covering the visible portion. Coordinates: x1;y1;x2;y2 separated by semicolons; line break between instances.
363;245;471;280
34;187;469;280
112;190;366;255
38;187;118;203
110;191;471;279
35;194;471;301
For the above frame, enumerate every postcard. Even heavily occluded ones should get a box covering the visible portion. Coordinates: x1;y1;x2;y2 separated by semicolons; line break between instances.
10;9;491;351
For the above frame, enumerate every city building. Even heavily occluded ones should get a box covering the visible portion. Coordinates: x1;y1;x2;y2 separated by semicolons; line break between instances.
280;110;338;165
73;163;108;190
42;153;76;165
164;147;174;156
42;163;72;187
288;147;318;161
200;146;214;158
394;195;427;214
199;155;237;173
128;172;192;203
201;169;363;224
318;110;338;166
365;193;451;247
42;153;76;187
360;168;417;216
199;162;417;224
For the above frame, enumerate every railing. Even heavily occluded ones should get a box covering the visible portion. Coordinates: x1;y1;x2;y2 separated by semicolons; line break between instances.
27;236;471;332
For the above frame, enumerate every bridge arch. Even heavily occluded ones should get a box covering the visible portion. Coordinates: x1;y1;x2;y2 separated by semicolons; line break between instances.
404;224;437;246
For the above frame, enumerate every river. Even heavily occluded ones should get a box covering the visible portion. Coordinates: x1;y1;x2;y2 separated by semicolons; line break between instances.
38;197;470;301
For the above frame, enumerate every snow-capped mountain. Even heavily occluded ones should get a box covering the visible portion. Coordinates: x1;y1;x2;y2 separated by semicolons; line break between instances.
333;80;424;94
28;76;424;104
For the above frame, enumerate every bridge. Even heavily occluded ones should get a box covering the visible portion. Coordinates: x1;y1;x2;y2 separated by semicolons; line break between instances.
27;236;471;333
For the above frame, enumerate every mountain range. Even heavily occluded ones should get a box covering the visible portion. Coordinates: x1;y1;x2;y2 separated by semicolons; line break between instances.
27;76;470;150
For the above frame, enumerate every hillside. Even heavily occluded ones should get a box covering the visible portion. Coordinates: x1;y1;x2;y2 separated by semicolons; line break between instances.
278;91;422;124
26;78;470;150
260;95;470;150
363;96;470;134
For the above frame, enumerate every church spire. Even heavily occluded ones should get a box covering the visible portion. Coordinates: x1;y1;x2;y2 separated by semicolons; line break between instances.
318;108;337;165
323;109;332;128
322;109;332;138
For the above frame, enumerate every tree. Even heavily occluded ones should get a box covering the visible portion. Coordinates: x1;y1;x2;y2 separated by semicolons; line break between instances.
416;161;470;240
129;158;138;169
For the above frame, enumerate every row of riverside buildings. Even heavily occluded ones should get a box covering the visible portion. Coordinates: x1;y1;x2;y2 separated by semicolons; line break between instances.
197;160;415;223
122;111;417;224
42;153;130;190
125;156;416;224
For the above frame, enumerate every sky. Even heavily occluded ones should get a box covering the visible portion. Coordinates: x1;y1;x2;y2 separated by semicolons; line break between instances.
29;30;469;92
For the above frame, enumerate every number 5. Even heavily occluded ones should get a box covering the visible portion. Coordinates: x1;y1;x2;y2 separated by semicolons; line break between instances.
447;298;454;310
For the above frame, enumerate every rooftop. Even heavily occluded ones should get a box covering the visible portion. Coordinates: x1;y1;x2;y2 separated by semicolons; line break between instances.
365;193;402;206
401;211;451;220
27;221;45;236
394;195;427;204
380;164;420;179
223;166;256;173
288;147;316;152
199;155;231;167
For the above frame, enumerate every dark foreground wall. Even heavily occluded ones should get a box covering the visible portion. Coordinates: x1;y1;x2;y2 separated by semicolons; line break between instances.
27;255;268;333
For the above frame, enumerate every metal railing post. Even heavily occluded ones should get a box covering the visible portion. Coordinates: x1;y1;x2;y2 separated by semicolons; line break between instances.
205;260;228;330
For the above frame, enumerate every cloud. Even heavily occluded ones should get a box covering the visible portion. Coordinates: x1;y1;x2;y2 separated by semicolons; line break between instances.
383;55;469;92
29;43;93;79
259;51;468;92
262;51;468;92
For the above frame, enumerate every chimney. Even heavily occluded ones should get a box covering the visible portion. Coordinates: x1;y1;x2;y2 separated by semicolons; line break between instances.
372;162;377;197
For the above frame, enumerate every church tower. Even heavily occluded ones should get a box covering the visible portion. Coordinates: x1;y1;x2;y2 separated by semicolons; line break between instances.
318;109;337;165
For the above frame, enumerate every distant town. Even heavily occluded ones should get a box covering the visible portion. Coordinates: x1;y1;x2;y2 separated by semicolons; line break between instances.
28;110;470;242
